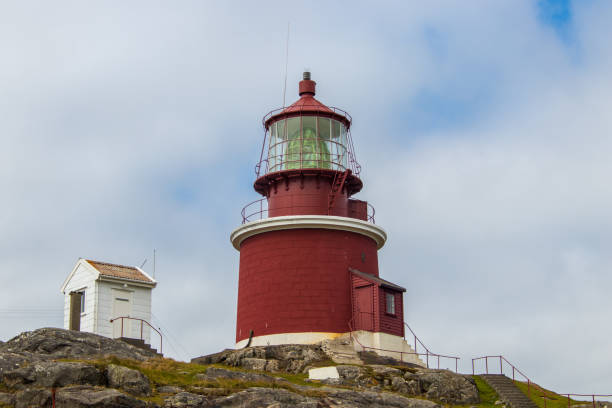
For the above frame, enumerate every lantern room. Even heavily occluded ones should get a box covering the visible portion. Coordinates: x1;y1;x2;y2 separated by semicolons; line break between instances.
258;71;360;178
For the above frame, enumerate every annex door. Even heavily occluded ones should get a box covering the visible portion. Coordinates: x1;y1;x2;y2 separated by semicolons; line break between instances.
354;285;374;331
111;290;132;338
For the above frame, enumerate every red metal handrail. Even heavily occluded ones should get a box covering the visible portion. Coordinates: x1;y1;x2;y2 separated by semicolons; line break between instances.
241;198;377;225
470;355;612;406
110;316;163;354
348;319;460;372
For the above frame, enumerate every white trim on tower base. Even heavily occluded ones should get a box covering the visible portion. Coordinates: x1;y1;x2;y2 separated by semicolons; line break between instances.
230;215;387;250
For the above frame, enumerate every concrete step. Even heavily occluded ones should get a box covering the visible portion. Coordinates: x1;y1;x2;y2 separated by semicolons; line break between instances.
481;375;538;408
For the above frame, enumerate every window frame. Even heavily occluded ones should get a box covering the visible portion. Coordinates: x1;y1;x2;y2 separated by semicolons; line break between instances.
385;291;396;316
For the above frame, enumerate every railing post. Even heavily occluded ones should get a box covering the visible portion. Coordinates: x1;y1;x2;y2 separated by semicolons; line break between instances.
486;356;489;374
592;395;595;408
437;355;440;369
426;352;429;368
568;394;571;408
414;335;417;353
121;318;124;337
140;320;143;340
513;366;515;381
527;379;531;398
455;358;458;373
500;356;503;374
472;359;475;375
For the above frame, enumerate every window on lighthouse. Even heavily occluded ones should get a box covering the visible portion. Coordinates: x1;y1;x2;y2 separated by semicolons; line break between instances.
267;117;348;172
385;292;396;315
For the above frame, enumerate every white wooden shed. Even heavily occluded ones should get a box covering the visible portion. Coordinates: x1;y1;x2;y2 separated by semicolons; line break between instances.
61;258;157;344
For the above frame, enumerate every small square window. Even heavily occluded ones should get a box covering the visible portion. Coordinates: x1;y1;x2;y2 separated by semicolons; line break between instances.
385;293;395;315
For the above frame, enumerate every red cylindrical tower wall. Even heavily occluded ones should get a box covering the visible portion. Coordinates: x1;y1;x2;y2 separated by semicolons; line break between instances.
236;228;380;343
267;176;348;217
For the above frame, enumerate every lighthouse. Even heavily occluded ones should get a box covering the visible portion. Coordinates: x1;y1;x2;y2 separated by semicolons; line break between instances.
231;72;421;363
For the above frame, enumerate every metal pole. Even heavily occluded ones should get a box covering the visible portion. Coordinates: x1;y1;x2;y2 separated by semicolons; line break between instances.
472;359;475;375
500;356;503;374
486;357;489;374
568;395;571;408
437;355;440;369
121;318;124;337
528;379;531;398
513;367;515;381
455;358;458;373
140;320;143;340
592;395;595;408
426;352;429;368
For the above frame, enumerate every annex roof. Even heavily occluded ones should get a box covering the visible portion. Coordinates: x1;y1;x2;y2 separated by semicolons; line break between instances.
86;260;155;284
349;268;406;292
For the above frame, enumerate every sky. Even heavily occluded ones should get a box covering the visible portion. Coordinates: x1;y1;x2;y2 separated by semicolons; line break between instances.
1;0;611;394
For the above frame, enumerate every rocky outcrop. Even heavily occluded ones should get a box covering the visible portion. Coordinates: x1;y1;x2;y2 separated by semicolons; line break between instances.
56;385;148;407
0;329;482;408
3;361;103;388
192;344;328;374
164;391;208;408
0;328;157;362
106;364;152;396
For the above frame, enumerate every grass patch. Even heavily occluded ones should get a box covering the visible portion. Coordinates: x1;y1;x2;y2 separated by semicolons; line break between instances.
472;375;499;407
514;381;584;408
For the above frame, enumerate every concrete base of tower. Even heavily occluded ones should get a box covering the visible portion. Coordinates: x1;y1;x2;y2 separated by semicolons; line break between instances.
235;331;343;348
350;330;425;367
235;330;425;367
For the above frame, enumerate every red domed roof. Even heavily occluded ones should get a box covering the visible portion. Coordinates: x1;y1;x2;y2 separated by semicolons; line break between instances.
263;72;351;129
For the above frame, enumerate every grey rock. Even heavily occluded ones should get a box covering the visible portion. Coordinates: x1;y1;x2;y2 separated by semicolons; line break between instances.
14;388;52;408
106;364;151;396
323;387;441;408
391;376;419;395
56;385;148;407
0;328;157;361
202;367;282;383
0;352;29;379
0;392;15;406
3;361;103;388
211;387;318;408
192;344;328;374
157;385;184;394
370;365;402;377
417;370;479;405
241;358;267;371
164;391;208;407
336;365;364;381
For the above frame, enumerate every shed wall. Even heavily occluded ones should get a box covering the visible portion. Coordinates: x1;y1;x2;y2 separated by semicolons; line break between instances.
62;262;97;333
96;281;152;343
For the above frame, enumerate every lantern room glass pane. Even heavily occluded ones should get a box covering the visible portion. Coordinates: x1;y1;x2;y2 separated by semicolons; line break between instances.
265;116;349;173
268;122;277;171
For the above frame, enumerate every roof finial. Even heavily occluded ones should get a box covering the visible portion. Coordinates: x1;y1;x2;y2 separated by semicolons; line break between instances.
299;71;316;96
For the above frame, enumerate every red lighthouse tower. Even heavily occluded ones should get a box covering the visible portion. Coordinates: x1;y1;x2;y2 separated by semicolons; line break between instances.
232;72;420;362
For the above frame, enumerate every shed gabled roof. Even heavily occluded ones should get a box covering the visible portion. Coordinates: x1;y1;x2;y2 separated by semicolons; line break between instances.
86;260;155;284
349;268;406;292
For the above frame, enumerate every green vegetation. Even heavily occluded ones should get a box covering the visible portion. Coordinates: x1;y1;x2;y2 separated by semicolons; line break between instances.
471;376;500;408
514;381;583;408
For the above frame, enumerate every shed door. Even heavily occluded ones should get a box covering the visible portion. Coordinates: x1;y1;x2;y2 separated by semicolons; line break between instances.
111;290;132;338
354;285;374;331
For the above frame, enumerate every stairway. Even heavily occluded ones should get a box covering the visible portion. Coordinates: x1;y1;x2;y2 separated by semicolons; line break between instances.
481;374;538;408
118;337;162;357
321;336;363;365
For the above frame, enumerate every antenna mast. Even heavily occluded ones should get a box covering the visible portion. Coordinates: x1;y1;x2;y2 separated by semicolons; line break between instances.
282;22;290;107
